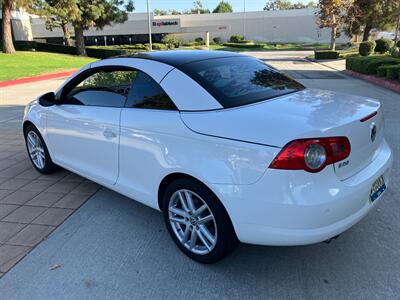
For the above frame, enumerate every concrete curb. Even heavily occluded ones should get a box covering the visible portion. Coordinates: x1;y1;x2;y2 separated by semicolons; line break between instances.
0;70;77;88
344;70;400;94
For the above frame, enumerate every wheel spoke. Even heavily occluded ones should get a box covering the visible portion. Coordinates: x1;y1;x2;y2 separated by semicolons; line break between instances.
189;228;198;249
27;134;35;148
37;155;44;169
199;225;215;246
181;226;191;244
196;229;211;251
178;191;190;212
193;204;207;217
184;191;196;212
27;132;46;170
198;214;213;224
169;207;186;217
170;216;186;225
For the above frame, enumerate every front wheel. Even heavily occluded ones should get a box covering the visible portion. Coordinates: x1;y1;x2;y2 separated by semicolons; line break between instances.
162;178;238;263
24;125;59;174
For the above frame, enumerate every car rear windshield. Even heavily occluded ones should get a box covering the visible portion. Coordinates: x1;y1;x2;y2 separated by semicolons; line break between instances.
180;56;305;109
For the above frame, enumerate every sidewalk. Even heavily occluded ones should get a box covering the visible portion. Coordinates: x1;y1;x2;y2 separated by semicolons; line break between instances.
0;79;100;277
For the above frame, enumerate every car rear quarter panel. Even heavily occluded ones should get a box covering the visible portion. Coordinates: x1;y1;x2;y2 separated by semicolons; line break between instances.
116;109;279;209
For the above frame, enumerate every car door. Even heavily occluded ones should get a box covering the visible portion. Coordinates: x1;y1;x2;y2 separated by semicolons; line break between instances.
46;67;137;185
117;71;181;208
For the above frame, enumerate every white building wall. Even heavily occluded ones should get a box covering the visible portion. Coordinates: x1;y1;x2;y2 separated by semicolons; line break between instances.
28;9;348;44
0;9;33;41
172;9;345;43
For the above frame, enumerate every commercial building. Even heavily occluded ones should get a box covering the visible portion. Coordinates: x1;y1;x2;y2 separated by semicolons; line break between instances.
4;8;349;46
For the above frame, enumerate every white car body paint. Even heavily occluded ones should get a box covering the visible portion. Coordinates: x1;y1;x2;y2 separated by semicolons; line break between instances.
23;53;393;246
160;68;223;111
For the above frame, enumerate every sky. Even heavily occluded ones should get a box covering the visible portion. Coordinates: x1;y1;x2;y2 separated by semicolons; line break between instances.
133;0;310;13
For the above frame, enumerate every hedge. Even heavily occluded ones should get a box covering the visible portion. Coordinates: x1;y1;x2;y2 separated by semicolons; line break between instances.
375;38;394;54
152;43;169;50
314;50;339;60
229;35;244;43
359;40;376;56
213;37;222;44
13;41;128;58
377;64;400;80
235;39;254;44
346;56;400;75
223;42;263;48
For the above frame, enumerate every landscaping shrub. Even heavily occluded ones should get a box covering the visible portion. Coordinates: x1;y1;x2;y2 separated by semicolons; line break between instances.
223;42;263;49
194;37;204;43
345;56;357;70
152;43;168;50
213;37;222;44
314;50;340;60
363;57;400;74
229;35;244;43
377;65;388;77
374;38;394;54
13;41;127;58
391;48;400;58
133;43;147;50
14;40;37;50
161;34;180;49
382;64;400;80
236;39;254;44
345;56;400;75
359;40;376;56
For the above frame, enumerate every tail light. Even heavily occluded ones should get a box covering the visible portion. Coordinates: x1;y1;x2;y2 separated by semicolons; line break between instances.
269;137;351;173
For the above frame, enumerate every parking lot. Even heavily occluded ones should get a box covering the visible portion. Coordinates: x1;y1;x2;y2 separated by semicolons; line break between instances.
0;52;399;299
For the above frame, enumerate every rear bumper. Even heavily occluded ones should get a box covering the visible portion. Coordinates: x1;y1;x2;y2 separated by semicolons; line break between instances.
210;139;393;246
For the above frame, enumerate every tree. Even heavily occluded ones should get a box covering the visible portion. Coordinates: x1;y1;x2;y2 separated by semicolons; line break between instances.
32;0;74;46
343;0;400;41
317;0;352;50
170;9;181;15
65;0;134;56
154;8;181;16
1;0;34;53
264;0;316;11
213;1;233;13
153;9;168;16
184;0;210;14
1;0;15;53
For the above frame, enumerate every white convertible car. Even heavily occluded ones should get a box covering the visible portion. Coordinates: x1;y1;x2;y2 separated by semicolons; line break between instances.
23;51;393;263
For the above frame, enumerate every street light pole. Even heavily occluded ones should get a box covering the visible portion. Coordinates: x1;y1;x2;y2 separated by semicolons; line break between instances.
147;0;153;51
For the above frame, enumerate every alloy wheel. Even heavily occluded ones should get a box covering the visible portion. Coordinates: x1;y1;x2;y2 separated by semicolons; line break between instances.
168;189;217;255
27;131;46;169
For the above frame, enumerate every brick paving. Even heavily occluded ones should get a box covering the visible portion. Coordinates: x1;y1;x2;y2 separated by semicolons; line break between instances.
0;124;99;277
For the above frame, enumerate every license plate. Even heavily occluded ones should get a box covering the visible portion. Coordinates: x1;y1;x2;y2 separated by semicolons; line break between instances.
370;175;386;203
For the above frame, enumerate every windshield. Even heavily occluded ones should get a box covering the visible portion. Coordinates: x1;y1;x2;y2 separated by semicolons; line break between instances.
180;56;305;108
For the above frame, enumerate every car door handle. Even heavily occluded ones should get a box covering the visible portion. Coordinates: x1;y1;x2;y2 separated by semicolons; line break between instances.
103;129;117;139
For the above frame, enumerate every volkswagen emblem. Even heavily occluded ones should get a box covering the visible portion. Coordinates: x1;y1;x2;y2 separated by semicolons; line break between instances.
370;122;377;143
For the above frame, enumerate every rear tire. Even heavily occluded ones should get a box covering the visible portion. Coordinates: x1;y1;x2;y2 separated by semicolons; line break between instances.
162;178;238;263
24;124;59;174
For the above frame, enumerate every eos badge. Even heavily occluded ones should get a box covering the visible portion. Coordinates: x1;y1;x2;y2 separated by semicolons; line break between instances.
370;122;377;143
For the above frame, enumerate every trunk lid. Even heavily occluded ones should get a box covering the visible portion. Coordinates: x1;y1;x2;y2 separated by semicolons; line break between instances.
180;89;382;180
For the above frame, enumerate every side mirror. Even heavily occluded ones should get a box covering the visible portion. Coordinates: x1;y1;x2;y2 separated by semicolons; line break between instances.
38;92;55;107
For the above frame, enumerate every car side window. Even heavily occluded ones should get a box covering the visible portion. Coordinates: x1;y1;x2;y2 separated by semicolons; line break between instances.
64;69;137;108
125;71;177;110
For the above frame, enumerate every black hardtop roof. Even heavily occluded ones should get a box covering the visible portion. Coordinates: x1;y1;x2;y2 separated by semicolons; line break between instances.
114;50;246;67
